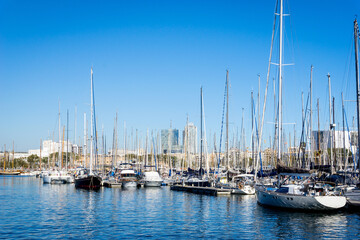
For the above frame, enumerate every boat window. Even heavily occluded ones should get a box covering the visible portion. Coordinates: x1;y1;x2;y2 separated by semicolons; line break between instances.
275;187;289;193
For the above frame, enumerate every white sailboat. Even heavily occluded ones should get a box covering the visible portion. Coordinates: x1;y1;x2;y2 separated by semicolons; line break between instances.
255;0;346;210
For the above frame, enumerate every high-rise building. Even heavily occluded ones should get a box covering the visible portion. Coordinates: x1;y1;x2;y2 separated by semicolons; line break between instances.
183;122;197;154
161;129;181;153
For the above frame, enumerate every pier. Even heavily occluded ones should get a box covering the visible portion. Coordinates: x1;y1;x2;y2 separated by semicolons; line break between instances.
170;185;232;196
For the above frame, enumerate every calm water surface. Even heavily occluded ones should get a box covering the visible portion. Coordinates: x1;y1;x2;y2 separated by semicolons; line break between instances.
1;176;360;239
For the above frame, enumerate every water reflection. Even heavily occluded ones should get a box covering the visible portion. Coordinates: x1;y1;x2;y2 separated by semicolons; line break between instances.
1;177;360;239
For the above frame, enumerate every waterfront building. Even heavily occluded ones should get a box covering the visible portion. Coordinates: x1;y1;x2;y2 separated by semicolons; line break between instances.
28;139;75;158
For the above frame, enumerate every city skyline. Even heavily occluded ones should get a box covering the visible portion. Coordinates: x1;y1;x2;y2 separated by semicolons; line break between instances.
0;0;359;151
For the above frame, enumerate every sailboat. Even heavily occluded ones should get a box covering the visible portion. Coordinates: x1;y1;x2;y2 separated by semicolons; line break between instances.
75;68;102;190
0;144;21;175
255;0;346;210
344;19;360;208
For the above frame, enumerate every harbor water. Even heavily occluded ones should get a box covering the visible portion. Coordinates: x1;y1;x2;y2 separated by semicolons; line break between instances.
1;176;360;239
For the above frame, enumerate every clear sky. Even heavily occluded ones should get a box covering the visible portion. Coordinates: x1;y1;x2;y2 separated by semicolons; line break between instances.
0;0;359;152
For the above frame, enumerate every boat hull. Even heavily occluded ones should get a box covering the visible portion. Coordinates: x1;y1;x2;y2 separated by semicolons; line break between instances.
256;188;346;210
232;186;255;195
0;171;21;175
144;180;163;187
43;175;65;184
75;175;102;190
345;189;360;207
122;181;138;188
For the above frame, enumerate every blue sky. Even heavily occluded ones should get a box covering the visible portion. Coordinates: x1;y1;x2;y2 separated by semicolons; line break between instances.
0;0;359;152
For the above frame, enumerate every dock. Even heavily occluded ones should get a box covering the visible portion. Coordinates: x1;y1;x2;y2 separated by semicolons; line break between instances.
170;185;232;196
102;181;122;188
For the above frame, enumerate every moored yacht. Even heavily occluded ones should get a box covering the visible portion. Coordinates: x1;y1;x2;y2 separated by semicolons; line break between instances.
119;169;138;188
143;171;163;187
256;183;346;210
75;168;102;189
231;174;255;195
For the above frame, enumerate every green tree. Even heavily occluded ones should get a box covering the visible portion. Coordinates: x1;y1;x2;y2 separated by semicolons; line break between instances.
27;154;39;169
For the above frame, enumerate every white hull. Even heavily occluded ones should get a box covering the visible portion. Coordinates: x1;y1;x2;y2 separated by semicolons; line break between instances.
143;171;163;187
122;181;138;188
43;171;73;184
345;188;360;207
144;181;162;187
256;187;346;210
232;186;255;195
43;175;66;184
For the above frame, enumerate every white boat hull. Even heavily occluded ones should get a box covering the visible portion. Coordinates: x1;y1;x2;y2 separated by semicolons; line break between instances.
43;175;66;184
122;181;138;188
232;186;255;195
144;180;162;187
256;188;346;210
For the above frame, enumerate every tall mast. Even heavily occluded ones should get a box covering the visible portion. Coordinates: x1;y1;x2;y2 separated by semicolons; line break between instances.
124;121;126;163
90;67;94;175
333;96;336;170
83;113;87;168
354;19;360;171
12;141;14;170
226;70;229;169
277;0;284;163
75;105;77;146
200;87;203;178
66;109;69;170
342;92;346;171
58;100;61;168
327;73;333;174
145;129;148;167
310;65;313;166
4;144;6;170
115;113;118;166
257;74;260;167
251;91;254;167
240;108;244;170
39;139;42;171
317;98;320;165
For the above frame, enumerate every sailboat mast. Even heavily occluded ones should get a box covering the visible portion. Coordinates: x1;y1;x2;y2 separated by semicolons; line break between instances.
354;19;360;171
277;0;284;163
258;74;260;167
317;98;320;165
327;73;333;173
240;108;244;170
200;87;203;178
251;91;254;167
66;109;69;170
58;100;61;168
90;67;94;175
124;121;126;163
310;65;313;166
12;141;14;170
39;139;42;171
84;113;87;168
342;92;346;170
226;70;229;169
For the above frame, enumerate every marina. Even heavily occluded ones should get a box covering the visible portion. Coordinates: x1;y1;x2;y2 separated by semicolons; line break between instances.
1;0;360;238
1;176;360;239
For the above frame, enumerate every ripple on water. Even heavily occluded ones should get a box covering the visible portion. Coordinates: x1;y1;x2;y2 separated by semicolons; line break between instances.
1;176;360;239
